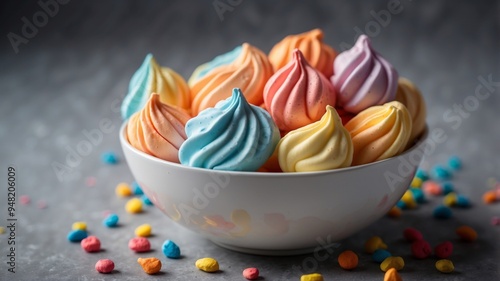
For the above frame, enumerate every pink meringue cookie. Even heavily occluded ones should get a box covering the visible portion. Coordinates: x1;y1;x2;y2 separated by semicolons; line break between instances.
331;35;398;114
264;49;336;133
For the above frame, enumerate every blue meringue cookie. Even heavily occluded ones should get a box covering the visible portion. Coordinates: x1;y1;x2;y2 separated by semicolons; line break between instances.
179;88;280;171
187;45;242;85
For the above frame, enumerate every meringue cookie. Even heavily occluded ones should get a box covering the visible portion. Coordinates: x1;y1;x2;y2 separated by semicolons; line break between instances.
269;29;337;77
188;45;242;86
126;94;191;163
345;101;412;166
264;49;336;133
331;35;398;114
122;54;191;119
190;43;274;116
395;77;426;145
179;88;280;171
278;105;353;172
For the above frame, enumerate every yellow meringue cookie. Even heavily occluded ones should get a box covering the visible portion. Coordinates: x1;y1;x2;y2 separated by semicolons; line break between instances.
278;106;353;172
395;77;427;146
345;101;412;166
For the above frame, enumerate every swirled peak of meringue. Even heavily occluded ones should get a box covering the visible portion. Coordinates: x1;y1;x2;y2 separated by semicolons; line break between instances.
345;101;412;166
395;77;427;146
188;45;242;86
331;35;398;114
278;106;353;172
264;49;336;133
269;29;337;77
126;94;191;163
179;88;280;171
190;43;274;116
121;54;191;120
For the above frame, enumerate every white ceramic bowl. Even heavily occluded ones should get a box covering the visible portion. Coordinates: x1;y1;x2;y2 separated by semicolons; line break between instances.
120;122;427;255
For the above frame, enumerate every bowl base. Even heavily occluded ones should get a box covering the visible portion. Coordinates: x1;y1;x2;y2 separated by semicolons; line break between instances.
210;240;340;256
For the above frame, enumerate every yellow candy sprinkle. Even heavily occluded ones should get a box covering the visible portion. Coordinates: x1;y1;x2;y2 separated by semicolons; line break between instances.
72;221;87;231
125;198;143;214
401;190;417;209
365;236;388;254
443;192;457;207
135;224;152;237
435;259;454;273
411;177;423;188
115;182;132;197
0;226;5;234
195;257;219;273
300;273;324;281
387;206;402;218
380;256;405;272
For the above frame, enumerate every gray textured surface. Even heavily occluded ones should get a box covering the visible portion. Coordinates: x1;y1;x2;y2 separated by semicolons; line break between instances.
0;0;499;280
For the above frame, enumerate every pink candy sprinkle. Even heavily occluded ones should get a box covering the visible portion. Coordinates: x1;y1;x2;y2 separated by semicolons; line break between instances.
81;236;101;252
85;176;97;187
128;237;151;252
403;227;423;242
95;259;114;273
20;195;31;205
423;181;442;196
243;267;260;280
411;240;432;259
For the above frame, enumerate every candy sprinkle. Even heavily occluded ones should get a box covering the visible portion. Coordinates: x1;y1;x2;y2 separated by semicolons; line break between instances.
434;241;453;259
433;205;452;219
415;169;429;181
435;259;454;273
195;257;219;273
380;256;405;272
132;182;143;195
20;195;31;205
72;221;87;231
135;224;152;237
447;156;462;170
431;165;451;181
491;216;500;226
384;268;402;281
386;206;402;218
242;267;260;280
101;151;118;164
300;273;324;281
142;195;153;206
129;237;151;253
95;259;114;274
365;236;387;254
162;240;181;259
483;191;497;204
338;250;358;270
372;249;392;263
456;225;477;242
67;229;88;242
81;236;101;252
115;183;133;197
411;240;432;259
403;227;423;242
125;198;142;214
137;257;162;274
103;214;119;227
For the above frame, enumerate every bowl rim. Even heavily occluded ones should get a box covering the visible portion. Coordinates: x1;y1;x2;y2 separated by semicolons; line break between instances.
120;121;428;178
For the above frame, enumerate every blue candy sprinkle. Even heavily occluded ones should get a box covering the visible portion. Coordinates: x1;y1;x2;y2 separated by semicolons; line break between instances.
409;188;426;203
132;182;143;195
162;240;181;259
396;200;407;210
448;156;462;171
101;151;118;164
103;214;119;227
415;169;429;181
372;249;392;263
441;182;455;195
142;195;153;206
456;194;471;208
433;205;452;219
67;229;88;242
432;165;452;181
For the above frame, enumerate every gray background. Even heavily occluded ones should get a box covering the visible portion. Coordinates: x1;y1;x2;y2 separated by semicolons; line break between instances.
0;0;499;280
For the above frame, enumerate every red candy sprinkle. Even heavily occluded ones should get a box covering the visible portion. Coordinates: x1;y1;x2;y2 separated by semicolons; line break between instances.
411;240;432;259
95;259;114;273
403;227;423;242
434;241;453;259
81;236;101;252
128;237;151;252
243;267;260;280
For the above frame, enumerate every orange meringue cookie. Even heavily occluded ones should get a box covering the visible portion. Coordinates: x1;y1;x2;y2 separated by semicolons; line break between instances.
269;29;337;77
190;43;274;116
395;77;427;145
264;49;336;133
345;101;412;166
126;94;191;163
